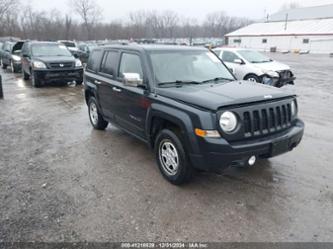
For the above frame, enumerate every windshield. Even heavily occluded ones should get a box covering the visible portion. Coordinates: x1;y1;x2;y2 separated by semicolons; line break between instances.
238;50;272;63
31;44;72;57
61;42;76;48
149;50;234;86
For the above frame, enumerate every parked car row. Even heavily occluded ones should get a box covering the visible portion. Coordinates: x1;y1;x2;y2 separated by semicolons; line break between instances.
0;40;84;87
0;41;303;184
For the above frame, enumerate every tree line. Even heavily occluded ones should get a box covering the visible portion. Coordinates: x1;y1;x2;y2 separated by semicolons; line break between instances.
0;0;252;41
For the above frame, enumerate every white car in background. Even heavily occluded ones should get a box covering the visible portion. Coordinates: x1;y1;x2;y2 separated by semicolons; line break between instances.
213;48;295;87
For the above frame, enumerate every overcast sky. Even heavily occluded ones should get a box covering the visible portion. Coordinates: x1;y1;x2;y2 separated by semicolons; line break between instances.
31;0;333;21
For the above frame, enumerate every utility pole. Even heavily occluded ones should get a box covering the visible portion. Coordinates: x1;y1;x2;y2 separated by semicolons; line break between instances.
284;13;289;30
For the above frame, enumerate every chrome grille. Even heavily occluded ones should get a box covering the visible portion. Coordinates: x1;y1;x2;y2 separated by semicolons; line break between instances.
48;62;73;69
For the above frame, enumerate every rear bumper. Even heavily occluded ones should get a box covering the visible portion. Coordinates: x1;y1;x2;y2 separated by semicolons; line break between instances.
35;68;83;83
189;120;304;172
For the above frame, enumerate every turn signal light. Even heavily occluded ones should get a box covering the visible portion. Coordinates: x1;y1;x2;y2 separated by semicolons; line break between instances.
195;129;220;138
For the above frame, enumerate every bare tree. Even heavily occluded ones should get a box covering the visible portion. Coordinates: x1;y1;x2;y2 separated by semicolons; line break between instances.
64;15;73;40
0;0;20;36
0;3;252;41
161;11;179;38
0;0;19;20
182;18;199;45
69;0;102;40
128;10;149;38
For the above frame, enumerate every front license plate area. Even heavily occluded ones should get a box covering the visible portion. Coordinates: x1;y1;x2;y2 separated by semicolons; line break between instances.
271;139;289;156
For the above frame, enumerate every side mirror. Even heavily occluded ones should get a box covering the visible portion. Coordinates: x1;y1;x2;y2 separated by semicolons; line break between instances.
123;73;143;87
234;59;244;65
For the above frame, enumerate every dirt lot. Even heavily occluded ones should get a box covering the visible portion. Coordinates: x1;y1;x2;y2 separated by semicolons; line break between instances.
0;53;333;242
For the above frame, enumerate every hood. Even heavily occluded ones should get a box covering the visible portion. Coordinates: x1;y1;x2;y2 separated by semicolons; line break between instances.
33;56;75;63
253;60;290;72
156;81;294;111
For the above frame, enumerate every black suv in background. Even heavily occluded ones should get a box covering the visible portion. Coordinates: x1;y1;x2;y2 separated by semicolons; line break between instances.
21;41;83;87
84;45;304;185
1;41;24;73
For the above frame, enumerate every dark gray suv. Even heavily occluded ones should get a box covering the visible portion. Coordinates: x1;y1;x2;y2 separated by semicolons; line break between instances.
21;41;83;87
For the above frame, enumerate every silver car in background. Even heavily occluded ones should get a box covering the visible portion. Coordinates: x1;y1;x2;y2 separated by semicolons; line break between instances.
214;48;295;87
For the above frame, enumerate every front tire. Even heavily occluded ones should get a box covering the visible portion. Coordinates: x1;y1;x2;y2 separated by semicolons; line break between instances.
2;63;7;69
244;74;260;83
88;97;108;130
22;69;30;80
31;71;41;87
154;129;193;185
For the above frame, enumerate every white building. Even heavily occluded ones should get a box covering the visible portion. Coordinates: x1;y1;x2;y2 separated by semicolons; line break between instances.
225;4;333;54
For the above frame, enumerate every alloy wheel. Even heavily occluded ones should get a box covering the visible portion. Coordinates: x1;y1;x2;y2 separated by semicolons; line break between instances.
89;102;99;125
159;140;179;176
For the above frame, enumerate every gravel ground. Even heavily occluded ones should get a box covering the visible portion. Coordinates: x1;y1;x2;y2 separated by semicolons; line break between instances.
0;53;333;242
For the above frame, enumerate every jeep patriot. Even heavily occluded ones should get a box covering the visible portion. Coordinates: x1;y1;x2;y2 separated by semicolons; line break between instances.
84;45;304;185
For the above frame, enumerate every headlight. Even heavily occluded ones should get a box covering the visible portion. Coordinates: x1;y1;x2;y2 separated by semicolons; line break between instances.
220;111;238;132
291;100;297;117
75;59;82;67
263;70;279;78
12;55;21;61
33;61;47;69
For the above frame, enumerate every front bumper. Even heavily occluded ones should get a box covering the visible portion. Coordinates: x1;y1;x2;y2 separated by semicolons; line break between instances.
34;68;83;84
189;120;304;172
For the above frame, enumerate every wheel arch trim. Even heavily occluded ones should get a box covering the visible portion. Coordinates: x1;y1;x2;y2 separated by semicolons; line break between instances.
146;103;200;154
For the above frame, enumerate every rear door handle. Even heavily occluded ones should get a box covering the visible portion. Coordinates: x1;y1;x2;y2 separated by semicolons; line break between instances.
112;87;122;93
94;80;102;85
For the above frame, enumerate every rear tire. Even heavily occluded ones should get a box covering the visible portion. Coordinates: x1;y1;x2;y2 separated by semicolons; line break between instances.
2;63;7;69
88;97;108;130
244;74;260;83
154;129;193;185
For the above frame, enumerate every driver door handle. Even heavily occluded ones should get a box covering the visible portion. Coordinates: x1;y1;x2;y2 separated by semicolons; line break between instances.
112;87;122;93
94;80;102;85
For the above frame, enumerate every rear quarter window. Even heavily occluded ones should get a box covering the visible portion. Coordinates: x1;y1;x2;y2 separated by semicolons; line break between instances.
86;49;103;72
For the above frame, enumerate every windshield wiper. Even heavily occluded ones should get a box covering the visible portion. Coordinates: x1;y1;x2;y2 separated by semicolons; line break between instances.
202;77;234;83
158;80;202;86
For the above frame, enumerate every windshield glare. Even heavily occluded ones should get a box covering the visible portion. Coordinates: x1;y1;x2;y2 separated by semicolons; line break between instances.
31;44;72;57
149;50;234;85
62;42;76;47
238;50;271;63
